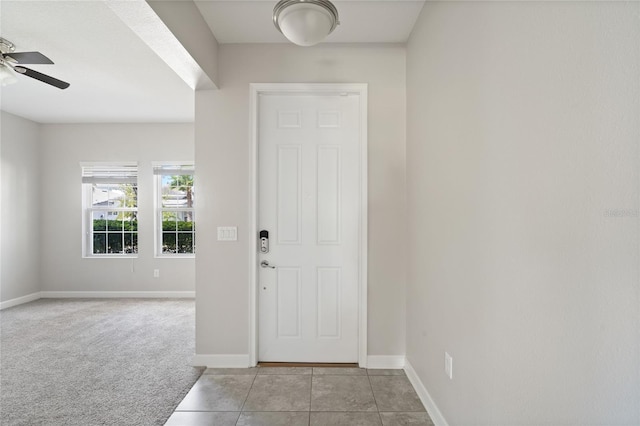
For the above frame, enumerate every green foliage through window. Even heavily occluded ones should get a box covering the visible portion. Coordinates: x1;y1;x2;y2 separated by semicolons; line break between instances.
159;173;195;255
91;218;138;254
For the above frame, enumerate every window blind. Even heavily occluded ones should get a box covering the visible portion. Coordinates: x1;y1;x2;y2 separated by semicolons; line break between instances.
152;162;195;176
81;163;138;184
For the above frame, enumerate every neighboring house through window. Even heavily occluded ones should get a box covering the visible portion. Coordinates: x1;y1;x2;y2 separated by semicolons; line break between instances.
154;163;195;256
82;163;138;256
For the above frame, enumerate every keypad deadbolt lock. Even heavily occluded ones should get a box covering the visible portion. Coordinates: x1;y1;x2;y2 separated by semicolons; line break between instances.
259;230;269;253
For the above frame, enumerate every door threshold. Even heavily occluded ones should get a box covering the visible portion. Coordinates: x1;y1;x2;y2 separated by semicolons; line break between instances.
257;362;359;368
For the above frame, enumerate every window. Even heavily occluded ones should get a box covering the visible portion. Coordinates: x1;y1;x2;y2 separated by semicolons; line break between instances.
154;163;195;256
82;163;138;256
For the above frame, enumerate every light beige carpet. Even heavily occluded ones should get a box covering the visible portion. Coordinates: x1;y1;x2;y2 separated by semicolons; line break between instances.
0;298;203;425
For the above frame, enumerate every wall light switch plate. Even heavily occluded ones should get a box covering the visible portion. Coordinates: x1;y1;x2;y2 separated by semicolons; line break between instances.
217;226;238;241
445;352;453;380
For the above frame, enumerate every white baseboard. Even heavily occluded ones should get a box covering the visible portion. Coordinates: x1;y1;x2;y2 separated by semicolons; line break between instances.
367;355;406;369
0;291;195;309
39;291;195;298
404;360;449;426
192;354;251;368
0;292;41;310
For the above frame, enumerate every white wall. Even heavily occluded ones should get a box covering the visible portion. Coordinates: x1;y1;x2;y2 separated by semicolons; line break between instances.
406;2;639;424
195;44;406;359
39;123;195;293
1;111;41;302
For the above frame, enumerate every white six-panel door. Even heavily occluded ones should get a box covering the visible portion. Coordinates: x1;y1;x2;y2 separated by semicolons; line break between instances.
258;93;360;362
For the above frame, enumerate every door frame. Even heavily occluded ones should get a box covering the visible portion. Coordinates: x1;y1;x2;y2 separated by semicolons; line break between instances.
248;83;368;367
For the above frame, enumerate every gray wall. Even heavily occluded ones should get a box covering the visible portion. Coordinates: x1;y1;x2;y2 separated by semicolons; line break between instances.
39;123;195;293
146;0;219;89
0;112;41;302
406;2;639;424
195;44;407;358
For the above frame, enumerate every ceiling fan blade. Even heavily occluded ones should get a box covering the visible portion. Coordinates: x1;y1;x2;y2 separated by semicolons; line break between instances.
4;51;54;64
14;66;70;89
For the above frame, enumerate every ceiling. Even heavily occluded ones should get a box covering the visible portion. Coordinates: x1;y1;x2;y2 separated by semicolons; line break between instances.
0;1;195;124
195;1;426;44
0;0;425;124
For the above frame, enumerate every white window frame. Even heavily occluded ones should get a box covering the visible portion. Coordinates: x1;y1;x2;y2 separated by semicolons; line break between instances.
153;162;195;258
81;162;138;258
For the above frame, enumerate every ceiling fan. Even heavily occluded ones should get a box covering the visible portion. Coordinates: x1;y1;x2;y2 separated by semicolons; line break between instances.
0;37;70;90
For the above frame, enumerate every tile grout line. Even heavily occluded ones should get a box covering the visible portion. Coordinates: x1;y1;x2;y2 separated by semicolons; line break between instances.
366;370;385;426
308;368;314;426
236;372;259;425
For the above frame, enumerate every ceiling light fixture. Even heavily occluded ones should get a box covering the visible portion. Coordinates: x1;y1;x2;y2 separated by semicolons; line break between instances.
0;38;17;86
273;0;340;47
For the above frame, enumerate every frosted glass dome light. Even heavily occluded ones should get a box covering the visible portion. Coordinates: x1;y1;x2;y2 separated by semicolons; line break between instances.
0;65;17;87
273;0;339;47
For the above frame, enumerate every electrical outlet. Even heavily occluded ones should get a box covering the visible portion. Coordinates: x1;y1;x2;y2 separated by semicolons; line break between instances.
445;352;453;380
153;269;160;278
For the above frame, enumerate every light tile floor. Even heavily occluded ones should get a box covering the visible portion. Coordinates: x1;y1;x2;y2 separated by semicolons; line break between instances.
165;367;434;426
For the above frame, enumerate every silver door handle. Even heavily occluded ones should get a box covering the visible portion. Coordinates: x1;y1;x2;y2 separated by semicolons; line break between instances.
260;260;276;269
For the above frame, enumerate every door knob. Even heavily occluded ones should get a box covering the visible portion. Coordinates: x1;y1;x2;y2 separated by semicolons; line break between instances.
260;260;276;269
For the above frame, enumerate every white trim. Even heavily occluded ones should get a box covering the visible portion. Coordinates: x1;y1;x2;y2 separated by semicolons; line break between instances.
192;354;251;368
249;85;259;367
39;291;195;298
357;86;369;368
248;83;368;367
83;255;139;259
404;360;449;426
0;291;195;310
80;161;138;167
367;355;406;369
0;292;41;310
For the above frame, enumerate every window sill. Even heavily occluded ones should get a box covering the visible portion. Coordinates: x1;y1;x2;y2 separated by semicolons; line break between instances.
83;255;139;259
155;254;196;259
